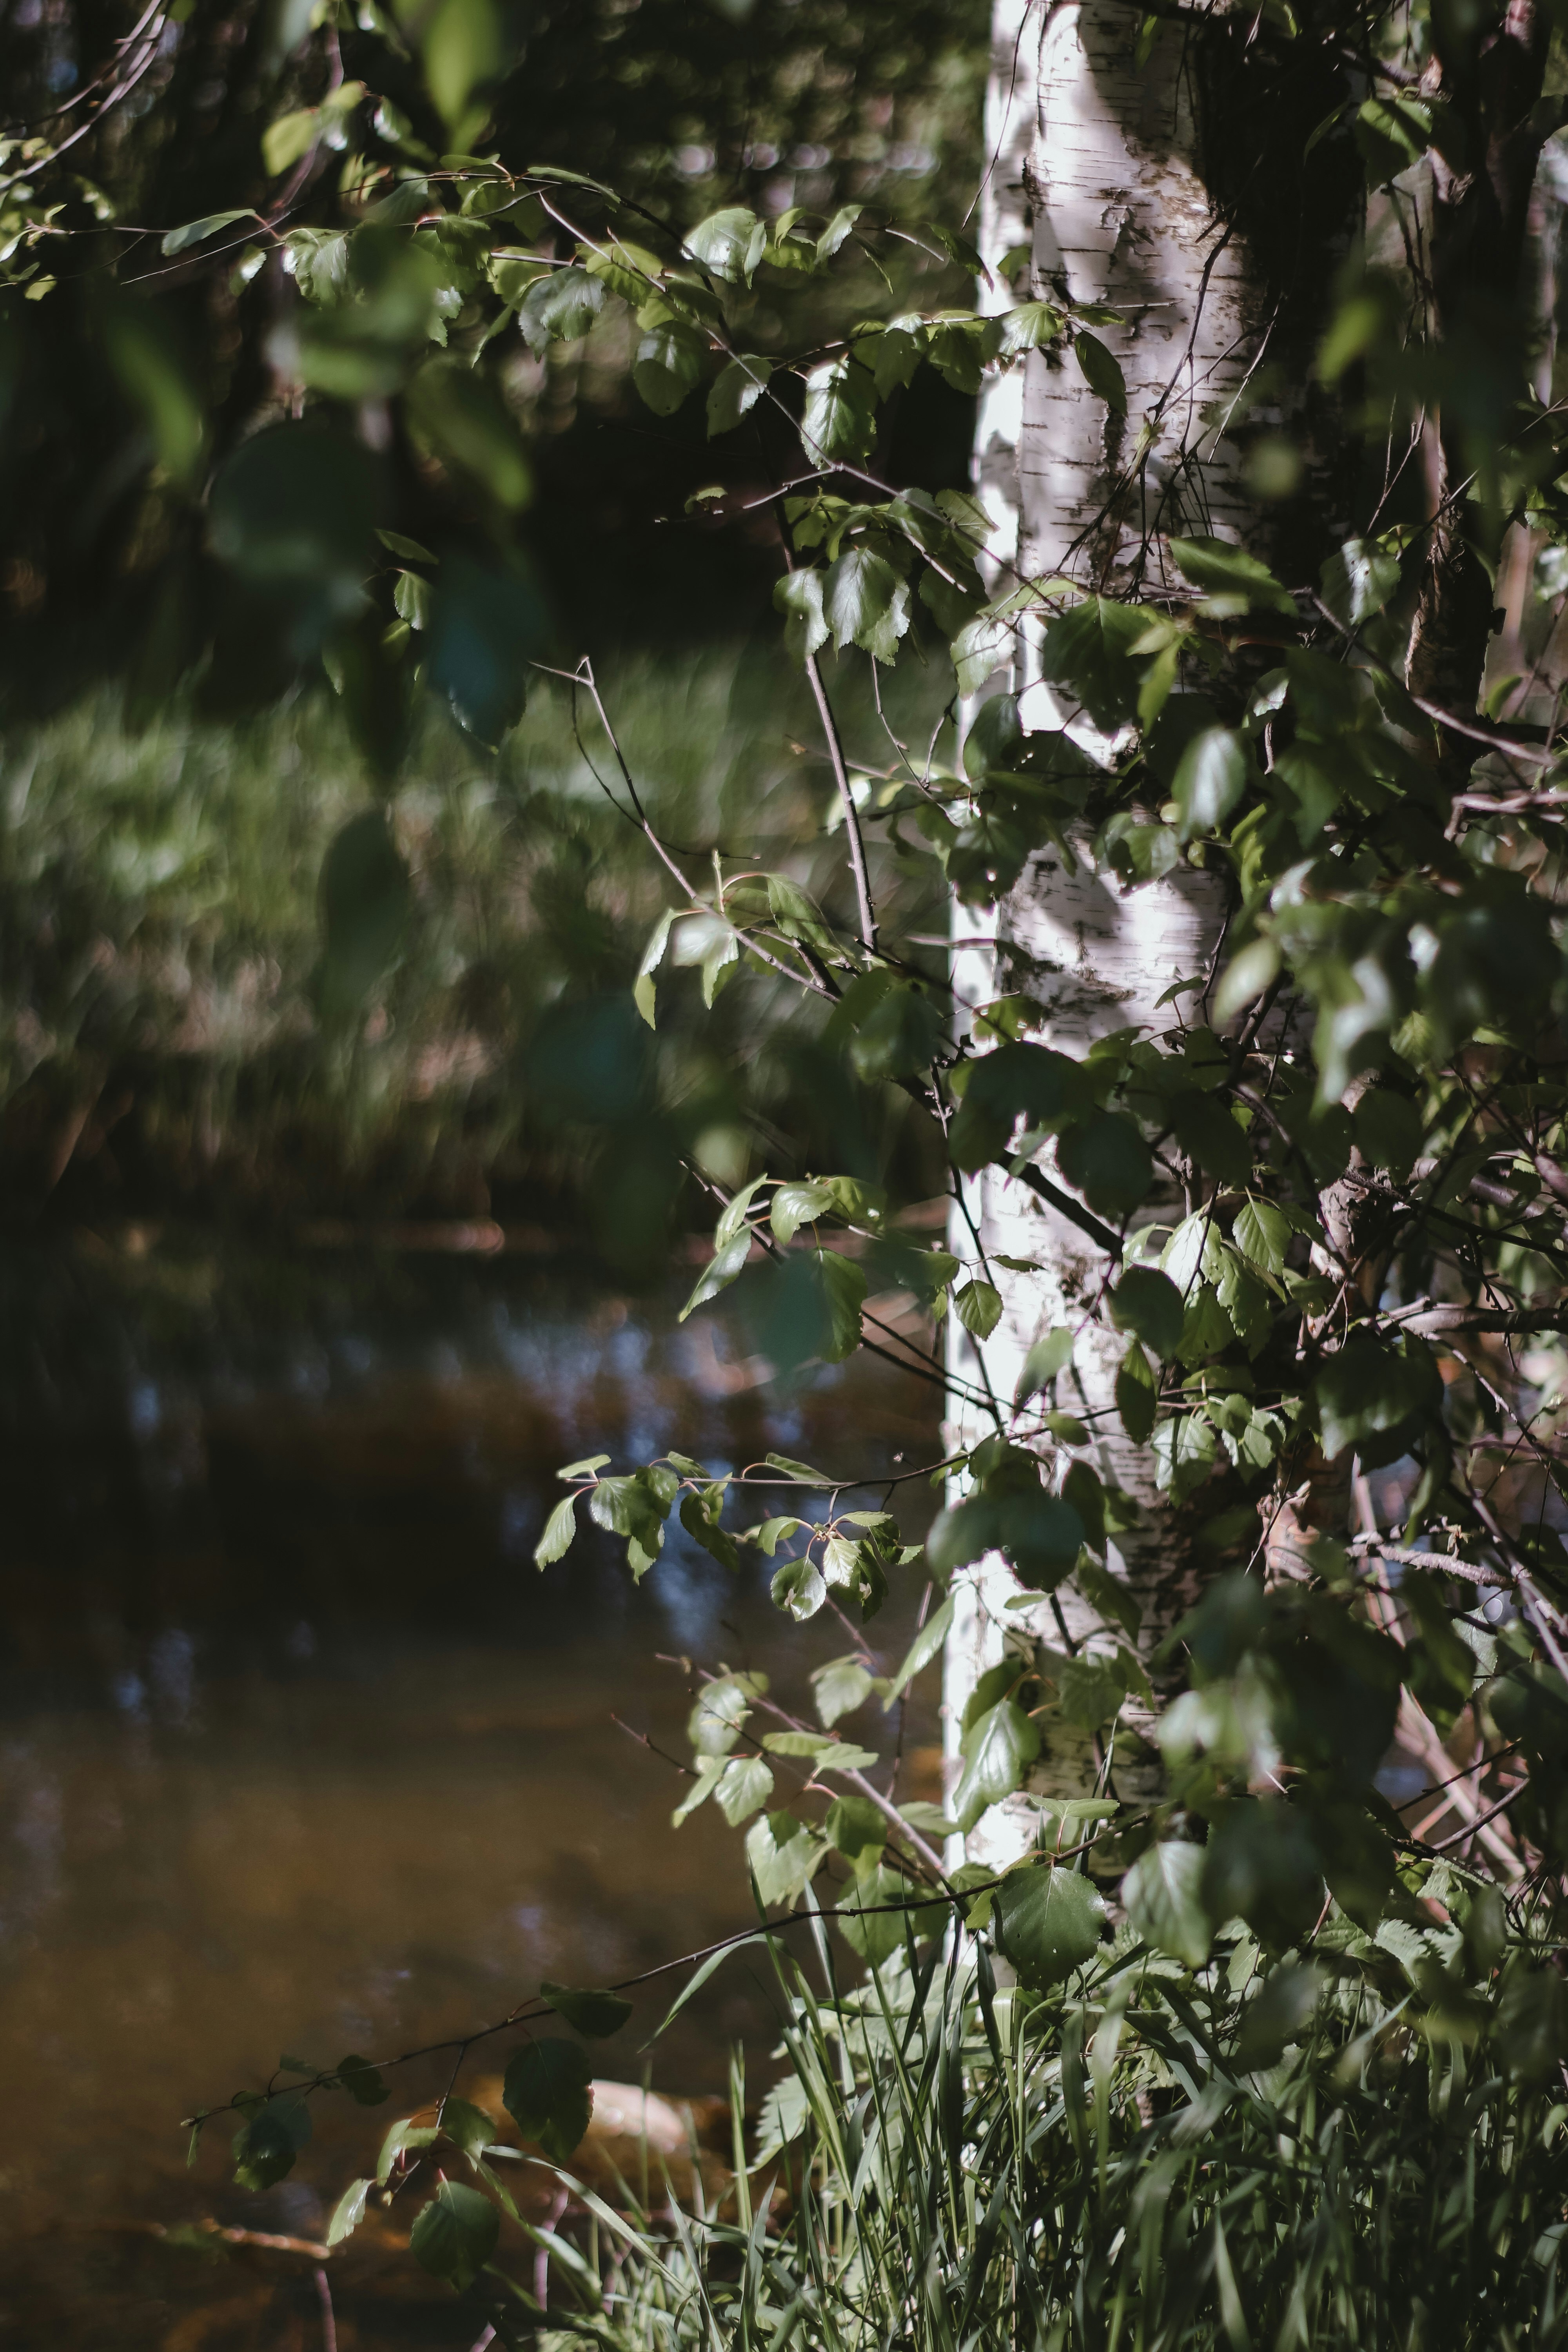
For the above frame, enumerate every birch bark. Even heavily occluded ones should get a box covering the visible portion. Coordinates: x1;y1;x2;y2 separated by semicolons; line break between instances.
948;0;1272;1867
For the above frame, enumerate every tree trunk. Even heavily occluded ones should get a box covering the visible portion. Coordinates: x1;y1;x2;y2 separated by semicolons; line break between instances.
1409;0;1556;718
948;0;1278;1867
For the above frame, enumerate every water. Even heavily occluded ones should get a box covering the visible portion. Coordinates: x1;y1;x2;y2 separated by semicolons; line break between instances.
0;1230;942;2348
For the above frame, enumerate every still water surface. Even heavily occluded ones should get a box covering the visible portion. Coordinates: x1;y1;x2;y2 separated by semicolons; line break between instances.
0;1233;940;2349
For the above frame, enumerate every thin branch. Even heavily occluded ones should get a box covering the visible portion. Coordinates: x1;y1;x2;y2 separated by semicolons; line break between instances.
804;652;877;952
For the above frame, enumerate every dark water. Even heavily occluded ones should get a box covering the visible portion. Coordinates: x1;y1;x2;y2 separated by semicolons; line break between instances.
0;1230;941;2350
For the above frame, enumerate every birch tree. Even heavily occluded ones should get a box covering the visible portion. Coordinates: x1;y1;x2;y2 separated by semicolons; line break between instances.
24;0;1568;2274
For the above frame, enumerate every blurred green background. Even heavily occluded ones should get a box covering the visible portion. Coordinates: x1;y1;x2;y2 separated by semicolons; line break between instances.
0;0;988;1245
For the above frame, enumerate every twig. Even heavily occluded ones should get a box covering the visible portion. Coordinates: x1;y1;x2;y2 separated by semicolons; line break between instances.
314;2266;338;2352
804;652;877;952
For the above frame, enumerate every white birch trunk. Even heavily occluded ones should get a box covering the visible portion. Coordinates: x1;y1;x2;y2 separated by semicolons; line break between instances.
947;0;1267;1868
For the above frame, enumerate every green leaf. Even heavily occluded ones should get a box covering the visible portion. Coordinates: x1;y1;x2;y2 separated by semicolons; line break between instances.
708;354;772;435
774;568;829;661
954;1279;1003;1339
1108;1266;1184;1358
1124;1839;1212;1968
952;1699;1040;1824
633;315;708;416
425;551;546;746
680;1487;740;1572
1168;535;1294;614
926;314;1002;394
825;546;910;664
534;1494;577;1569
745;1809;822;1906
715;1753;775;1824
684;205;767;283
1055;1651;1125;1729
405;358;531;510
633;907;675;1028
1116;1341;1158;1443
800;354;877;464
1057;1111;1153;1217
764;1453;833;1483
517;265;606;352
885;1597;954;1704
541;1981;634;2038
689;1674;759;1757
1171;1089;1251;1186
766;1242;879;1374
671;1757;724;1824
393;569;432;629
1201;1798;1324;1948
1015;1326;1074;1406
998;300;1064;357
1232;1196;1292;1278
926;1494;1000;1575
418;0;503;132
1312;1332;1434;1461
501;2039;593;2159
161;207;255;256
1213;935;1281;1022
849;984;946;1079
1171;726;1253;838
101;298;206;486
337;2054;390;2106
587;1472;668;1556
1403;1571;1477;1719
232;2096;312;2191
1000;1488;1085;1588
813;1655;875;1726
763;1730;877;1766
992;1862;1106;1987
1354;94;1433;185
951;608;1015;695
900;1800;962;1837
376;2115;439;2183
1353;1087;1422;1177
771;1179;836;1243
1073;330;1126;411
262;107;319;175
1320;536;1400;628
918;565;983;635
1497;1966;1568;2079
579;233;662;301
438;2096;500;2158
1236;1959;1325;2069
949;1041;1093;1172
410;2181;499;2291
817;202;862;260
1076;1554;1142;1640
749;1515;803;1555
835;1864;947;1965
327;2178;372;2247
824;1793;886;1858
679;1232;752;1321
771;1556;827;1619
1037;598;1151;728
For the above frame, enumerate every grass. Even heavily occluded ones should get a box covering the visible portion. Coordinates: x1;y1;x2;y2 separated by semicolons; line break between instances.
0;641;951;1229
513;1912;1568;2352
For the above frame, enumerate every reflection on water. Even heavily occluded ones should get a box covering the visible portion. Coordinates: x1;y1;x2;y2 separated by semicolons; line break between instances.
0;1232;940;2349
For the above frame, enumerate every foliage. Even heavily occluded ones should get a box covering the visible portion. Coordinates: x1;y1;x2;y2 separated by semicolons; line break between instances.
20;0;1568;2332
0;0;983;711
588;1924;1568;2352
0;653;944;1225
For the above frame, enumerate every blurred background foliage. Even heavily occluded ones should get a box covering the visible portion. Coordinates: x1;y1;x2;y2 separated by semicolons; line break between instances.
0;0;984;1239
0;652;948;1246
0;0;984;707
